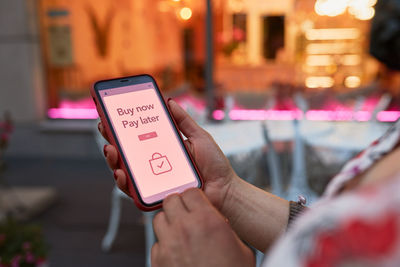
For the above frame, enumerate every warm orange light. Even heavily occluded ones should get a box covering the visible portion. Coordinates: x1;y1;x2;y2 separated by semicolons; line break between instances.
341;55;362;66
301;20;314;32
179;7;192;20
306;55;333;66
354;7;375;20
305;28;360;41
315;0;347;17
344;76;361;88
314;0;376;20
306;55;361;67
348;0;376;20
306;43;361;55
228;0;245;12
305;76;334;88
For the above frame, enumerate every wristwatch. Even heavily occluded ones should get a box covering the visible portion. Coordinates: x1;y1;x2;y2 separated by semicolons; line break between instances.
287;195;308;229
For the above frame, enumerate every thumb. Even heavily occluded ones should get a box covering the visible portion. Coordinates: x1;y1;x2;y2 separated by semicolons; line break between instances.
168;99;205;139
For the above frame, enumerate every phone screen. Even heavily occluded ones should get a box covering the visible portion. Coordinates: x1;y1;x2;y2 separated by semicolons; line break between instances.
98;80;200;205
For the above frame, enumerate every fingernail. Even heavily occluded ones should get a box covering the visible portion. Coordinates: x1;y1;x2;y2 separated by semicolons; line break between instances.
103;145;108;157
113;169;118;180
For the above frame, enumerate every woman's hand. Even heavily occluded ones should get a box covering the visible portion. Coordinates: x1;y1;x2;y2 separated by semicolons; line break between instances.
99;99;238;211
151;188;255;267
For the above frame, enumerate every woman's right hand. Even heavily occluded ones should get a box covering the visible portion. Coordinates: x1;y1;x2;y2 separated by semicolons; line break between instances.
99;99;239;212
101;99;290;252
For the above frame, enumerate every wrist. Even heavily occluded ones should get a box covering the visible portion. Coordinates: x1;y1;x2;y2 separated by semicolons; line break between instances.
219;174;242;221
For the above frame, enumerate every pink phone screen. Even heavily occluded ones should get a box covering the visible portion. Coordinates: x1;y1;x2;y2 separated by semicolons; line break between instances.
100;82;199;204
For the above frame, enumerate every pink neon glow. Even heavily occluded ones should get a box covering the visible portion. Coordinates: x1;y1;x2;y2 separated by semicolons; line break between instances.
59;98;96;109
47;95;400;122
306;110;354;121
212;109;304;121
213;110;225;120
48;106;400;122
377;111;400;122
352;111;371;121
48;97;99;119
48;108;98;119
228;109;303;120
212;109;400;122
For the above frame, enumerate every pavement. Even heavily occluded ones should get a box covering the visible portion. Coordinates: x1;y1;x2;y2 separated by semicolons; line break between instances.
0;121;344;267
2;123;147;266
1;121;274;267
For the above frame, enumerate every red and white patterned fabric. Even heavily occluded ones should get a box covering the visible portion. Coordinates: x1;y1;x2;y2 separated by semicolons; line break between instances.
263;120;400;267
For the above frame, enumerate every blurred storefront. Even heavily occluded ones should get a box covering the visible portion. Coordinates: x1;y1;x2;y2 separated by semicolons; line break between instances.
214;0;394;121
1;0;399;122
215;0;399;121
37;0;209;119
216;0;379;90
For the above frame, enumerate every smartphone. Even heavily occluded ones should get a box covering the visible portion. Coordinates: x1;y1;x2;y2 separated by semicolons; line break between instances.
91;74;203;211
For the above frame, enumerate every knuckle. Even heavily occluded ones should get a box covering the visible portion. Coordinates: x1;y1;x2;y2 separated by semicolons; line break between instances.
163;193;180;207
153;211;165;226
182;187;199;198
182;188;202;203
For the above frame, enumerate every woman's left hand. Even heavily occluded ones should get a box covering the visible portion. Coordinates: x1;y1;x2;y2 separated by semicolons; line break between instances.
152;188;255;267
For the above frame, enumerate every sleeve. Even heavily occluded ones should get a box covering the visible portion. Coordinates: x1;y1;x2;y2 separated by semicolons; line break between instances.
263;178;400;267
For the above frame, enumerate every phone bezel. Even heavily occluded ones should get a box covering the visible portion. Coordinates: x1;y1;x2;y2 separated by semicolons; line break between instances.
93;74;202;208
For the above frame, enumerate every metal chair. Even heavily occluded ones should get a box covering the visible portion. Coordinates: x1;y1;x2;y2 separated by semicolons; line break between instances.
289;93;318;203
286;119;318;203
261;122;284;198
371;93;392;122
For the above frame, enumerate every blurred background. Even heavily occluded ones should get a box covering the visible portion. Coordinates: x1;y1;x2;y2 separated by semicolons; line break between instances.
0;0;399;266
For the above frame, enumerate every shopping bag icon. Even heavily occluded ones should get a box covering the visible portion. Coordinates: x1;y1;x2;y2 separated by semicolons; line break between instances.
149;152;172;175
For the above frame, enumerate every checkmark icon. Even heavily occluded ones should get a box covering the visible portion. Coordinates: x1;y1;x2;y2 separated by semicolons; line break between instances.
150;153;172;175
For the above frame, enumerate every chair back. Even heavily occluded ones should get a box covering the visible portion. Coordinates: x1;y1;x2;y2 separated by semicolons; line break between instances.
261;122;283;197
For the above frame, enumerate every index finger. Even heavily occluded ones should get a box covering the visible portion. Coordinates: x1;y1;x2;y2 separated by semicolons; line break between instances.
180;188;211;212
163;194;189;223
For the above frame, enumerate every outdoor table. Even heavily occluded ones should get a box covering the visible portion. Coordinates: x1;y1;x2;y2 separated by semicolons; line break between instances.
201;120;334;156
202;120;390;159
304;121;391;152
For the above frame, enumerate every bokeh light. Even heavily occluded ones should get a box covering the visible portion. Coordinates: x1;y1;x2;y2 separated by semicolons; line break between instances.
179;7;192;20
344;76;361;88
314;0;376;20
